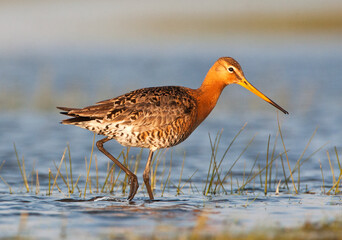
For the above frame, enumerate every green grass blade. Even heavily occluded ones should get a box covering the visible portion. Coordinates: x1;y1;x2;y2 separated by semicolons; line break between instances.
177;151;186;195
245;154;259;186
180;169;198;192
0;160;5;172
203;132;216;195
238;151;282;192
35;170;39;195
277;113;298;194
161;152;172;197
63;154;70;196
319;159;325;194
51;148;67;193
334;147;341;193
95;155;98;193
14;143;29;192
269;131;279;188
217;123;247;171
265;135;270;195
212;124;247;194
327;150;336;186
67;144;74;193
280;155;289;190
53;160;68;187
0;175;13;193
84;133;96;198
221;134;256;185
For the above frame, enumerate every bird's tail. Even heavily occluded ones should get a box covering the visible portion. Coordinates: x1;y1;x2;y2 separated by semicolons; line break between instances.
57;106;94;125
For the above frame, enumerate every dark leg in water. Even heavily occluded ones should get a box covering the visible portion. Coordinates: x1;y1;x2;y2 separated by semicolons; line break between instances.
143;150;154;200
96;137;139;201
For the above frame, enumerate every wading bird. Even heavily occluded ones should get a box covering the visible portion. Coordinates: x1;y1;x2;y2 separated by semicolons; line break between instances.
58;57;288;201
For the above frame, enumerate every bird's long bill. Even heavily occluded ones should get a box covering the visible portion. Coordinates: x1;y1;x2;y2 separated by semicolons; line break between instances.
237;78;289;114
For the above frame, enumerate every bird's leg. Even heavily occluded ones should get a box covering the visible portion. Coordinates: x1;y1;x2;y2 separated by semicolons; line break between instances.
143;150;154;200
96;137;139;201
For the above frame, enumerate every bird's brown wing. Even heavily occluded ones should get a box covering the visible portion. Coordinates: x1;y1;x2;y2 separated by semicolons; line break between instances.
58;86;197;133
104;86;197;133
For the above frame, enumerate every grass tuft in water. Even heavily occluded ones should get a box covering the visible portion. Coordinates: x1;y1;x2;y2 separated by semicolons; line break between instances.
277;113;297;194
0;161;12;193
3;120;342;198
0;160;12;193
176;151;186;195
14;143;29;192
203;123;250;196
51;148;67;195
265;134;271;195
84;133;96;198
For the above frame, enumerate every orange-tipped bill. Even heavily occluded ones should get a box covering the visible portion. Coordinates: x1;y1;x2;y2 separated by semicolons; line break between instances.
237;78;289;114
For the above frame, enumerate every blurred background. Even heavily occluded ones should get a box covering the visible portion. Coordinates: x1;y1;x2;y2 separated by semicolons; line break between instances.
0;2;342;237
0;0;341;112
0;0;342;175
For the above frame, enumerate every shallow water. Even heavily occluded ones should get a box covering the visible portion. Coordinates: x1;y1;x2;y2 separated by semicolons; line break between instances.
0;193;341;239
1;41;342;239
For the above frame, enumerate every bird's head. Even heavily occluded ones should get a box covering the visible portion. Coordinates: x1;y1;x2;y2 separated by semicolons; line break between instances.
211;57;288;114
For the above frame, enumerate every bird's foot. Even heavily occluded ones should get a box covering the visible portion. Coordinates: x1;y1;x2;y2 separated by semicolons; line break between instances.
127;175;139;201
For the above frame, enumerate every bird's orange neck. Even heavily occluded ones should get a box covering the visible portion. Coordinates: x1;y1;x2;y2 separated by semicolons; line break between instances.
192;69;227;128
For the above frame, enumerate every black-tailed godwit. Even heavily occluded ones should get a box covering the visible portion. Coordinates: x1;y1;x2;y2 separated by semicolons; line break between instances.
58;57;288;201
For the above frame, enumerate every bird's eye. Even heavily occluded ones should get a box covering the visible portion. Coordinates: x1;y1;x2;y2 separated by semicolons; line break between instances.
227;67;234;73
